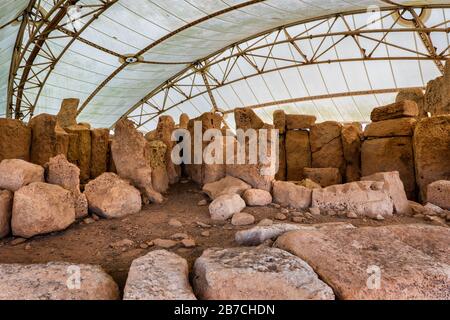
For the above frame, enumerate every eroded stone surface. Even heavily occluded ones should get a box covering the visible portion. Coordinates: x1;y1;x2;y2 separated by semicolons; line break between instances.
272;181;312;210
371;100;419;122
341;123;362;182
65;124;91;183
234;108;265;131
90;128;110;179
193;247;335;300
242;189;272;206
0;159;44;192
56;98;79;128
427;180;450;210
364;118;417;138
286;130;311;181
124;250;196;300
285;114;316;130
303;167;341;187
0;190;13;238
0;118;31;162
203;175;251;200
209;194;246;221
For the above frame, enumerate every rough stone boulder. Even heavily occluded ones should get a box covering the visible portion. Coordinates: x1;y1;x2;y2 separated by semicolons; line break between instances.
361;171;411;215
234;107;265;130
90;128;110;179
236;222;355;246
203;175;251;200
272;181;312;210
311;181;394;218
0;190;13;238
341;123;362;182
155;115;180;184
84;173;142;219
413;116;450;201
65;124;91;183
231;212;255;226
364;118;417;138
193;247;335;300
124;250;196;300
0;159;44;192
275;225;450;300
396;88;425;117
310;121;345;177
242;189;272;206
0;262;119;300
370;100;419;122
424;62;450;116
209;194;246;221
12;182;75;238
46;155;87;218
29;114;69;166
303;167;341;187
285;114;316;130
286;130;311;181
426;180;450;210
111;119;163;204
361;137;416;199
56;98;79;128
147;140;169;193
0;118;31;162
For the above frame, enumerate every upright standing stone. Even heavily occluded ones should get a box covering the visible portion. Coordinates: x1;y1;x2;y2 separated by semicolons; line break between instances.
65;124;91;183
341;123;362;182
111;119;163;204
286;130;311;181
156;116;180;184
413;115;450;200
90;128;110;179
273;110;286;134
29;114;69;166
179;113;189;130
56;98;79;128
276;134;287;181
147;140;169;194
0;119;31;162
0;190;13;238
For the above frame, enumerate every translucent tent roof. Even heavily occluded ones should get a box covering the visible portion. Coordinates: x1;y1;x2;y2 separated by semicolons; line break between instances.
1;0;449;130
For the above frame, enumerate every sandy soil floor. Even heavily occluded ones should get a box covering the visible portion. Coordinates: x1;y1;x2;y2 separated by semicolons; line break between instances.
0;181;440;290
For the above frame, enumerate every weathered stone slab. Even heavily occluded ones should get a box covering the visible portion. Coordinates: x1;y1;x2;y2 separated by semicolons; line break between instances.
272;181;312;210
12;182;75;238
364;118;417;138
90;128;110;179
286;130;311;181
234;107;264;131
362;137;416;199
0;118;31;162
311;181;394;218
273;110;286;134
179;113;190;129
341;123;362;182
303;167;341;187
0;190;13;238
156;115;180;184
0;262;119;300
65;124;91;183
124;250;196;300
0;159;44;192
371;100;419;122
427;180;450;210
84;172;142;219
275;134;286;181
396;88;425;117
193;247;335;300
56;98;79;128
203;175;251;200
147;140;169;193
112;119;163;204
285;114;316;130
414;116;450;201
275;225;450;300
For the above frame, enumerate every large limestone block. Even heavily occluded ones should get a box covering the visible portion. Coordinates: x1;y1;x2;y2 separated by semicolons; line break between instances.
65;124;91;183
310;121;345;176
124;250;196;300
286;130;311;181
361;171;411;215
209;194;246;221
426;180;450;210
303;167;341;187
0;159;44;192
273;110;286;134
361;137;416;199
46;155;87;219
90;128;110;179
341;123;362;182
311;181;394;218
364;118;417;138
234;107;264;131
242;189;272;206
275;225;450;300
193;247;335;300
0;118;31;162
0;263;119;300
147;140;169;193
285;114;316;130
84;173;142;219
203;175;251;200
424;63;450;116
396;88;425;117
413;116;450;201
179;113;189;129
0;190;13;238
370;100;419;122
111;119;163;204
56;98;79;128
156;115;180;184
12;182;75;238
275;134;286;181
29;114;69;166
272;181;312;210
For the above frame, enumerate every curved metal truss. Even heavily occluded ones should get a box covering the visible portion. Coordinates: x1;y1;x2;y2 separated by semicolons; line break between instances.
122;5;450;129
6;0;116;120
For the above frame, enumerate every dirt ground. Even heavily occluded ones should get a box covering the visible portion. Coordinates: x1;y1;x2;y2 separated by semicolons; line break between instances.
0;181;440;291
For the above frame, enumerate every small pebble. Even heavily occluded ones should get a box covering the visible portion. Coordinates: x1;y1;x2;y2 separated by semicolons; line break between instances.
171;233;189;240
201;231;210;237
375;214;385;221
292;217;304;223
168;218;183;228
153;238;177;249
10;238;27;246
309;207;321;216
280;208;289;215
258;219;273;227
274;213;287;221
346;212;358;219
198;199;208;206
181;238;196;248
